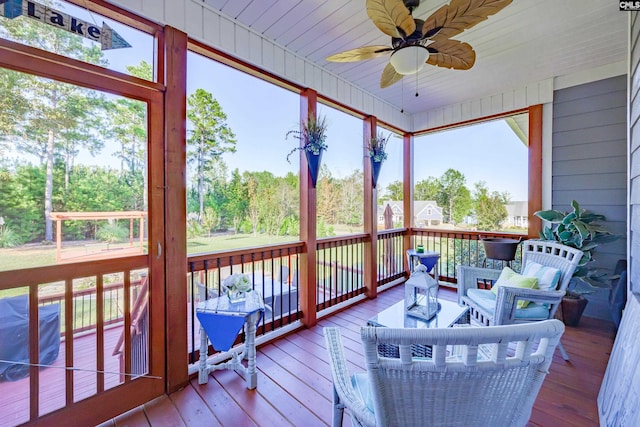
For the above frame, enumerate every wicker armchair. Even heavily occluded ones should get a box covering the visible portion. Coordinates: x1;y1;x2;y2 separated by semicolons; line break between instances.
324;320;564;427
458;240;583;360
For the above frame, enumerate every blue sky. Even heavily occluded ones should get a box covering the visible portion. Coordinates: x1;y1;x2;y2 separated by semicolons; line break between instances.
186;53;528;200
60;1;529;201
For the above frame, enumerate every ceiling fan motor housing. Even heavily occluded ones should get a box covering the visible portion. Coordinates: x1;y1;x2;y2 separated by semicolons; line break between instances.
404;0;421;12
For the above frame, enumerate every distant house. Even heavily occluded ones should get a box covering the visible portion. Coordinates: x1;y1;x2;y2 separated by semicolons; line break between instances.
505;201;528;228
377;200;443;227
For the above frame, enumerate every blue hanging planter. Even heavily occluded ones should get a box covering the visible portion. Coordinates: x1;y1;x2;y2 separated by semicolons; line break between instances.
306;150;323;187
371;158;383;188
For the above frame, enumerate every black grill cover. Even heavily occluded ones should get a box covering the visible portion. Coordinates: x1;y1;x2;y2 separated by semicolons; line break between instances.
0;295;60;381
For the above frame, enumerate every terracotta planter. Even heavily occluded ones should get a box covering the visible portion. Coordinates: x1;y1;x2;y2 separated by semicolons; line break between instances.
561;295;588;327
305;150;323;187
371;158;383;188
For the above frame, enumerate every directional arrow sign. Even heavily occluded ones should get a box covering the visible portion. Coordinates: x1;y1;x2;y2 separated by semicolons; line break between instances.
0;0;131;50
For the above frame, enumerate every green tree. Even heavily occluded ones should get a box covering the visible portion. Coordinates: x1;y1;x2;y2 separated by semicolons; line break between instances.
317;165;339;225
225;169;248;233
437;169;472;224
187;89;236;219
474;181;509;231
0;69;28;155
110;61;151;175
246;175;260;235
59;98;106;190
203;158;229;228
201;207;218;237
0;163;45;243
339;170;364;226
414;177;440;201
108;62;151;211
382;180;403;201
0;14;107;242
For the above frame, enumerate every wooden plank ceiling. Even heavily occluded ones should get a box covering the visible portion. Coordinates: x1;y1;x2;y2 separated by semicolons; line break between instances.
201;0;627;116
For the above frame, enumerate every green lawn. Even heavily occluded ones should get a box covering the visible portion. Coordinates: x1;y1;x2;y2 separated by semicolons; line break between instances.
187;233;298;255
0;233;302;272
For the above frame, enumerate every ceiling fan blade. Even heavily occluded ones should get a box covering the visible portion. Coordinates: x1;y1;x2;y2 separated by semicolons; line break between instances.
366;0;416;39
380;62;404;88
422;0;512;40
426;38;475;70
326;45;393;62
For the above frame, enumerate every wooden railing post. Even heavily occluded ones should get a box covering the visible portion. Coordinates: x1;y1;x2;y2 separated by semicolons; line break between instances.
363;116;377;298
299;89;318;327
403;133;414;274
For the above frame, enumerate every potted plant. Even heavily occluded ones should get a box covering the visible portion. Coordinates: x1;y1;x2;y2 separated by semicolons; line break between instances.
534;200;619;326
286;114;328;187
367;132;390;188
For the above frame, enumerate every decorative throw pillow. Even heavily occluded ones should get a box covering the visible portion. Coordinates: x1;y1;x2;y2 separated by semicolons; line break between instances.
522;262;561;291
490;267;538;308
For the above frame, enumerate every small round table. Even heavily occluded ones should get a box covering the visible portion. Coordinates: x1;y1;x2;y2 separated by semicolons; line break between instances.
406;249;440;280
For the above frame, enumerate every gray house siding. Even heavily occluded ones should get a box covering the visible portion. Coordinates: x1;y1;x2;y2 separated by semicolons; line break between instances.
597;14;639;426
552;75;628;320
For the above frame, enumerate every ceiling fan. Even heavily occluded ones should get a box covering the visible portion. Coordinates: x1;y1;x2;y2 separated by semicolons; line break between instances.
326;0;513;88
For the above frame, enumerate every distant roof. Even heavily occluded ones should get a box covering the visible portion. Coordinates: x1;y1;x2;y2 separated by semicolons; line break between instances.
377;201;442;216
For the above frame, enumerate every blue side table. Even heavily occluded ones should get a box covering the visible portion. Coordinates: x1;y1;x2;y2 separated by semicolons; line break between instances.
196;291;265;389
406;249;440;282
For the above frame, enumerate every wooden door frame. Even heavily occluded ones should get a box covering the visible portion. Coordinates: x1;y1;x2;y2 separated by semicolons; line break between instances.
0;35;167;425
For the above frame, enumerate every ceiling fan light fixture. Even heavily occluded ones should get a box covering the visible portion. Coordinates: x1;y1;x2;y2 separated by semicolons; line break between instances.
389;45;429;75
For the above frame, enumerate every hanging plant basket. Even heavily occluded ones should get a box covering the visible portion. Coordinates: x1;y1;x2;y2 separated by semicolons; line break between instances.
368;131;389;189
371;158;383;188
286;114;328;189
306;150;323;188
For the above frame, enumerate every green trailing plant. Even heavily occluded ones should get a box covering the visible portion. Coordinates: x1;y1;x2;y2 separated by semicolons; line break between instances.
367;132;390;162
286;114;328;163
534;200;620;293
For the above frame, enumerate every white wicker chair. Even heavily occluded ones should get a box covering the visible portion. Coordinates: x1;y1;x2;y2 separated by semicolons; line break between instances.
458;240;583;360
324;320;564;427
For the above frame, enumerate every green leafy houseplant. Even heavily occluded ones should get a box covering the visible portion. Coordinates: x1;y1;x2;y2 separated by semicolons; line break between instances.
286;114;329;163
534;200;619;295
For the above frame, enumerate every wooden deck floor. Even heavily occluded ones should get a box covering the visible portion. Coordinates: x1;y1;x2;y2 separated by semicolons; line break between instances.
100;285;616;427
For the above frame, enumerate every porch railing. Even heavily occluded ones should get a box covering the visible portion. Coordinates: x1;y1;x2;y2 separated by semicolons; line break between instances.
0;256;148;425
37;280;144;335
377;229;406;286
316;234;367;311
186;242;304;363
0;227;529;425
412;229;527;284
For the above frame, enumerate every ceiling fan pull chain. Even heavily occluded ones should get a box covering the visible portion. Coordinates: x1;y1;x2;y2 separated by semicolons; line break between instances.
415;55;419;98
401;79;405;113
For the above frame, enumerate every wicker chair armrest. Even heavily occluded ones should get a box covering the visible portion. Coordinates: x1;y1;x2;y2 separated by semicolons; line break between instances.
323;327;373;425
494;287;565;325
457;266;502;305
